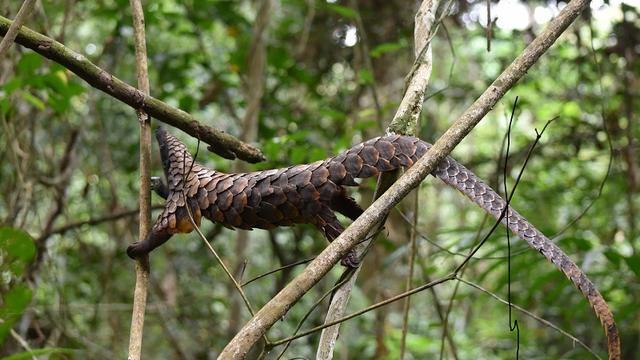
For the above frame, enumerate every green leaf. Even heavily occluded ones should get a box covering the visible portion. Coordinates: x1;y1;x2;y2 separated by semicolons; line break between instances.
561;236;592;251
0;227;36;264
357;69;373;84
0;97;10;116
291;146;307;164
3;78;22;95
603;249;623;267
21;92;46;111
370;40;408;58
561;101;581;118
624;255;640;279
0;284;33;344
17;53;43;75
48;94;72;113
2;347;74;360
326;4;357;19
318;108;346;121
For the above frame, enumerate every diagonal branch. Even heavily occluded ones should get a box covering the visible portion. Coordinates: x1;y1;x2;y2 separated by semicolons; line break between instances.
0;16;265;163
219;1;595;358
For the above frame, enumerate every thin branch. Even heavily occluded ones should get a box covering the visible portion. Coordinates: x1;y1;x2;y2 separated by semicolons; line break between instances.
0;16;265;163
127;0;151;358
26;129;79;281
274;275;354;359
241;257;315;287
0;0;36;60
187;209;258;324
45;205;163;238
219;1;592;357
350;0;383;129
399;189;419;360
272;275;455;346
456;277;602;360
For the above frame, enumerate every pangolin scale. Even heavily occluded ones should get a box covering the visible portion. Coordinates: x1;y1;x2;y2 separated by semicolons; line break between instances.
127;127;619;359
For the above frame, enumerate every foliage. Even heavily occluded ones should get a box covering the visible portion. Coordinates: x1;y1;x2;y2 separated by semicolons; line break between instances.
0;0;638;359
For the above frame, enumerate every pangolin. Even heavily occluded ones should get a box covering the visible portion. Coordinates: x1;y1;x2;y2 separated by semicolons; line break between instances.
127;127;619;359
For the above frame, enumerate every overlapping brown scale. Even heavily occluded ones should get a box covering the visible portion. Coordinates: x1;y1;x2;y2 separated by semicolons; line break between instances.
216;191;233;211
230;176;248;195
343;153;363;176
277;201;300;220
272;170;289;187
327;162;347;184
216;176;234;193
394;153;413;167
263;186;287;206
290;170;312;188
397;137;417;159
223;207;242;227
283;184;301;205
359;144;379;164
208;205;225;223
232;190;248;210
197;187;209;209
374;139;396;160
256;202;283;223
357;164;378;178
374;158;395;172
310;166;329;187
317;181;337;201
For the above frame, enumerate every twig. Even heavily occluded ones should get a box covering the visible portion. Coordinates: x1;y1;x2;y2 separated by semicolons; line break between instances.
127;0;151;358
0;16;265;163
274;275;353;359
456;277;602;359
273;275;455;346
350;0;383;129
399;189;419;359
0;0;36;60
241;257;315;287
45;205;163;238
550;22;614;241
219;1;592;357
27;130;79;281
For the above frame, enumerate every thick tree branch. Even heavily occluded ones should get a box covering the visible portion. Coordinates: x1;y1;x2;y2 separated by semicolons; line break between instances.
219;1;592;358
0;15;265;163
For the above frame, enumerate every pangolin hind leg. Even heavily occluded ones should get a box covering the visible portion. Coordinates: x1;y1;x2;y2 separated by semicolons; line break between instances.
316;193;365;268
330;190;364;221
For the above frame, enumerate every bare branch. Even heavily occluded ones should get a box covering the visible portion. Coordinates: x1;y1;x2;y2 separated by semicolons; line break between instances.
44;205;163;238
